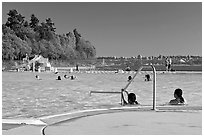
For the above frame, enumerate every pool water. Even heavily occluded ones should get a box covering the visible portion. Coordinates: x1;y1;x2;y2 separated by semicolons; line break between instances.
2;71;202;119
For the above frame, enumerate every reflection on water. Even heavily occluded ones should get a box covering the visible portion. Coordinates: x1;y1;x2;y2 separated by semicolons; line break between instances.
2;72;202;119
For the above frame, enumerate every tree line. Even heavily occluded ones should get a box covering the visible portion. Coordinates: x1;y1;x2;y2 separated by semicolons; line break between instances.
2;9;96;61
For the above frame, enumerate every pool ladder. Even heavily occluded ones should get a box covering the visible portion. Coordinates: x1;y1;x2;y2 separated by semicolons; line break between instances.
90;64;157;110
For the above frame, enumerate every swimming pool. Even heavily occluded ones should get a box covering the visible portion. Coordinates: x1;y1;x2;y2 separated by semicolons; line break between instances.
2;71;202;119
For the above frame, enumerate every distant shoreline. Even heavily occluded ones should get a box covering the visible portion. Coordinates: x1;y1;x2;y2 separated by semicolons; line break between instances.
3;64;202;72
96;64;202;72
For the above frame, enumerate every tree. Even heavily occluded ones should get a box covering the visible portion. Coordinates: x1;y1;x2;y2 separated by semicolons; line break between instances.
45;18;56;32
2;9;97;61
2;36;15;60
17;14;25;25
73;28;81;46
5;9;18;29
29;14;39;30
84;41;96;58
2;33;32;60
2;24;15;35
5;9;25;31
23;21;29;27
5;9;30;40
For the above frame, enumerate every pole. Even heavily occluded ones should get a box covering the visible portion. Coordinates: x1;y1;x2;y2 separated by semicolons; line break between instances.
151;65;156;110
33;62;35;72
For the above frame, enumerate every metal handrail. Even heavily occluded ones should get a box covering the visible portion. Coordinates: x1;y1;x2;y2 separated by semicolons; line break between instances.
123;65;156;110
90;64;157;110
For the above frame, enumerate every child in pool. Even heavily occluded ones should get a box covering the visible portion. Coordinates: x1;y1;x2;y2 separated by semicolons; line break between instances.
169;88;186;105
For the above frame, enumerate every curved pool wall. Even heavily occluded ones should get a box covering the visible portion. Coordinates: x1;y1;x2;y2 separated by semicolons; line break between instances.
2;105;202;135
39;105;202;125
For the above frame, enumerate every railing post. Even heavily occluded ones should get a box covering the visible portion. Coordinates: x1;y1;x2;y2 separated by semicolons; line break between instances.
122;65;157;110
151;65;156;110
121;66;143;105
90;64;157;110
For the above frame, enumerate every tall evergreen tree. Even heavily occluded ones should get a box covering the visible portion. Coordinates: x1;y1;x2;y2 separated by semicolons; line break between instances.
45;18;56;32
73;28;81;46
29;14;39;30
5;9;25;31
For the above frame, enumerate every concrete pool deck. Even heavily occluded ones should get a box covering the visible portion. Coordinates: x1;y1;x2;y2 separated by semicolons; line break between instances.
2;105;202;135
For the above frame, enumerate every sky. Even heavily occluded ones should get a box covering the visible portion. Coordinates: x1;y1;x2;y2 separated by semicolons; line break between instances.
2;2;202;57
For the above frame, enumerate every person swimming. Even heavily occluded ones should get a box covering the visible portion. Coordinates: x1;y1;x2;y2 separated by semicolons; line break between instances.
35;75;41;80
145;74;151;81
56;76;61;80
128;76;132;82
70;75;76;80
64;74;69;79
64;74;76;80
169;88;185;105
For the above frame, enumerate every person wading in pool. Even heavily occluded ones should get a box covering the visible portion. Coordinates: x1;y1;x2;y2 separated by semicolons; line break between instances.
169;88;186;105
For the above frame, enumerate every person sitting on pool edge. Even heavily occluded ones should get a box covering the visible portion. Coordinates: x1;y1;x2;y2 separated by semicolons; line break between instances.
169;88;186;105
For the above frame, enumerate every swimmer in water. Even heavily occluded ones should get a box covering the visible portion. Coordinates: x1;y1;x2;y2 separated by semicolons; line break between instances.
35;75;41;80
70;75;76;80
145;74;151;81
64;74;69;79
64;75;76;80
128;75;132;82
169;88;186;105
56;76;61;80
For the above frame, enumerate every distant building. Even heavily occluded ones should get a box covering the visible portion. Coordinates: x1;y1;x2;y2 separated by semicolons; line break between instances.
29;55;52;72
